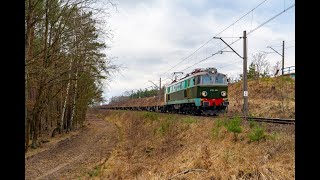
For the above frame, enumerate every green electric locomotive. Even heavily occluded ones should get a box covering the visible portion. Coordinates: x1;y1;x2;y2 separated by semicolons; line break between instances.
163;67;229;115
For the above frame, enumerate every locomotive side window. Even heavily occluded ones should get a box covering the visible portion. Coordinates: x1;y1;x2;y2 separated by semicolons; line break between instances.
190;78;194;86
196;76;200;85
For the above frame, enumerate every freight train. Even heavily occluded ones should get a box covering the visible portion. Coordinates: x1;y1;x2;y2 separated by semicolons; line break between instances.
103;67;229;116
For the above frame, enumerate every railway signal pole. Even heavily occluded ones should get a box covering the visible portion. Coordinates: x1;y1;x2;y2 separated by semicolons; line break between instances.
268;40;285;75
214;30;248;118
282;41;284;75
159;77;161;103
243;31;248;117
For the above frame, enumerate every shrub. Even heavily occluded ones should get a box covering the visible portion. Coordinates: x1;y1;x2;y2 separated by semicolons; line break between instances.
225;117;242;141
248;125;266;142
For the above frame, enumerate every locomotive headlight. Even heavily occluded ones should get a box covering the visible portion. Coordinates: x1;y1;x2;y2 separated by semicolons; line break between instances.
202;91;208;97
221;91;227;97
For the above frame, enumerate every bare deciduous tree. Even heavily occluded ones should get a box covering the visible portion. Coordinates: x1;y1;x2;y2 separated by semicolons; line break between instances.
251;53;271;78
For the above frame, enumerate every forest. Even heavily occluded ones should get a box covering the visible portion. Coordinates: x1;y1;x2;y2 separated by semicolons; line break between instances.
25;0;116;152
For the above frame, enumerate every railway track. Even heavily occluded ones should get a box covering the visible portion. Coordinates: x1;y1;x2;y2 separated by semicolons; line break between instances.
242;116;295;125
224;116;295;125
208;115;294;125
99;108;295;125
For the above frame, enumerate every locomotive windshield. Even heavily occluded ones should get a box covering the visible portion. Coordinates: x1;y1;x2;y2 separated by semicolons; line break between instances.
202;75;212;85
201;74;227;85
215;74;227;84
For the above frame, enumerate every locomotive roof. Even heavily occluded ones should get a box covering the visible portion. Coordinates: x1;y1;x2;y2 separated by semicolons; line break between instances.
166;68;224;87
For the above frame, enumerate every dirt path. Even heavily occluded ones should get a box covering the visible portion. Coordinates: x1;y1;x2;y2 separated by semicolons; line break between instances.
25;113;119;180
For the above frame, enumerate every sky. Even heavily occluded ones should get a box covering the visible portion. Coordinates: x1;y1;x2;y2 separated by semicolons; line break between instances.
102;0;295;103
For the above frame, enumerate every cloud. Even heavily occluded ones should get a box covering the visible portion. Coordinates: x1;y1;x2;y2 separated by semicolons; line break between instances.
103;0;295;102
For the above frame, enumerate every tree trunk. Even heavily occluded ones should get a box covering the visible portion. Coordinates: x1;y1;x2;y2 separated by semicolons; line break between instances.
25;72;29;152
30;76;46;148
25;118;30;152
60;58;73;133
69;67;78;131
25;0;35;153
31;110;40;148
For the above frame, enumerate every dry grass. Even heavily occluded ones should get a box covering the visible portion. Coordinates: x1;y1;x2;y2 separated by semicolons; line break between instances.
25;130;81;159
98;110;294;180
228;77;295;118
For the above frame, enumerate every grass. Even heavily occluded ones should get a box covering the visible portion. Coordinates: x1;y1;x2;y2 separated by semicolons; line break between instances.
211;118;227;140
157;120;171;135
211;127;221;139
248;118;258;129
227;76;295;118
100;110;294;179
96;113;104;119
88;164;102;177
181;116;197;124
216;118;227;127
141;111;159;121
165;114;177;121
266;131;280;141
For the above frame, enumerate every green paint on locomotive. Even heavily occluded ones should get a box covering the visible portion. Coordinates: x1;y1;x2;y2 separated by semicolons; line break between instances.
197;86;228;98
166;98;202;106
